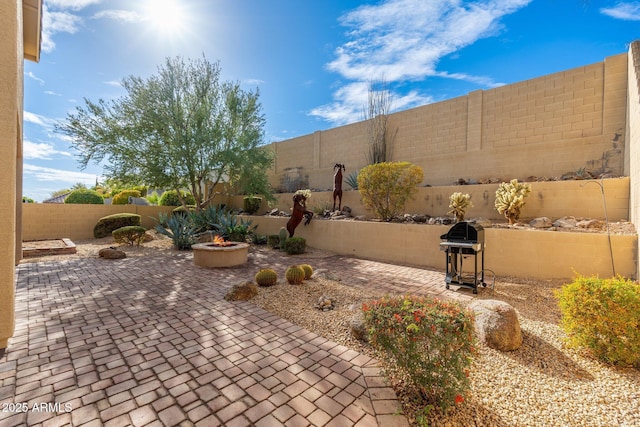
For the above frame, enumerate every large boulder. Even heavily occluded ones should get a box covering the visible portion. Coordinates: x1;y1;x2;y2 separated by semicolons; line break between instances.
98;247;126;259
468;300;522;351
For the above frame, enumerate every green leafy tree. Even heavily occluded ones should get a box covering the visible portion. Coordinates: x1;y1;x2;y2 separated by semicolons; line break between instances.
56;56;273;211
357;161;423;221
65;189;104;204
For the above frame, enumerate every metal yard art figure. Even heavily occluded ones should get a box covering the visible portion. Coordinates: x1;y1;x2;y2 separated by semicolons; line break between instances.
332;163;345;211
286;191;313;237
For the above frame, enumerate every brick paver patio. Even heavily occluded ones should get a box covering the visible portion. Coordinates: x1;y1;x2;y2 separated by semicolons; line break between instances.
0;246;473;426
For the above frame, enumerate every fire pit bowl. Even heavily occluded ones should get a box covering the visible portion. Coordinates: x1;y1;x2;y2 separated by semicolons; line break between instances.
192;241;250;268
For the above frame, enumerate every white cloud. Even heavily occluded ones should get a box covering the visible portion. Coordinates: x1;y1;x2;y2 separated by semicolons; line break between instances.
41;6;83;53
600;2;640;20
25;71;45;85
92;9;144;24
23;140;72;160
44;91;62;96
46;0;102;11
23;163;99;185
311;0;531;125
103;80;122;87
24;111;55;128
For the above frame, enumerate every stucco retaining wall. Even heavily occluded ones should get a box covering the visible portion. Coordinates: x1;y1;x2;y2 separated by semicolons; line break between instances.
249;216;636;281
228;178;630;222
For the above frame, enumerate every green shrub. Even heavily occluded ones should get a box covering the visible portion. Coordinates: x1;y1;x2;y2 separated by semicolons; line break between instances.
65;189;104;205
282;237;306;255
363;295;476;409
556;275;640;367
357;161;423;221
112;226;147;246
495;179;531;224
159;190;197;206
112;190;141;205
243;196;262;214
154;212;196;250
94;213;141;238
267;235;280;248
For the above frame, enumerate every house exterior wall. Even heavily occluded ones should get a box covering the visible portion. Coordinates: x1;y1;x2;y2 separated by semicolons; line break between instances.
268;53;628;193
627;41;640;278
0;0;22;349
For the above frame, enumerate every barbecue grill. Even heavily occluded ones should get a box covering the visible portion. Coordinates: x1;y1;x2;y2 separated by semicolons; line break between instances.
439;221;486;293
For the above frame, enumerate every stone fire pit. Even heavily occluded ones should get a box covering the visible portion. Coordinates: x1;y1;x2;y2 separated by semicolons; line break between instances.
192;240;249;268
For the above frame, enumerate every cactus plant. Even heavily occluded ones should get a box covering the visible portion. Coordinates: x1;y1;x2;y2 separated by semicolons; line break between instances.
278;227;288;248
267;234;280;249
495;179;532;224
255;268;278;287
285;265;306;285
299;264;313;280
448;192;473;222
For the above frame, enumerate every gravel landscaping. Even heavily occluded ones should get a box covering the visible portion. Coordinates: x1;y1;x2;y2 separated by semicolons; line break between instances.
21;235;640;427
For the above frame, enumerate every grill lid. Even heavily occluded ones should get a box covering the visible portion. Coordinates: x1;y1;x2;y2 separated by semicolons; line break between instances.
440;221;484;243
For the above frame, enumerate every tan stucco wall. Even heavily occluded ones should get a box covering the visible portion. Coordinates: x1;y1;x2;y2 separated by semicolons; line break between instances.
228;178;631;222
248;216;636;281
628;42;640;278
269;53;628;192
22;205;177;241
0;0;22;349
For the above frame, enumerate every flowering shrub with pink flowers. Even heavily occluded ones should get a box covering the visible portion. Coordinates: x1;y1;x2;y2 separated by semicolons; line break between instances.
363;295;476;409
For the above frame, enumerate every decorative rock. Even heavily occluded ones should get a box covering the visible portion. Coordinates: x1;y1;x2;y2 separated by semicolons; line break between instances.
98;247;126;259
468;299;523;351
342;206;352;214
354;215;367;221
268;208;279;216
529;217;553;228
349;312;369;342
314;295;335;311
577;219;604;229
553;216;577;228
470;217;493;228
224;281;258;301
412;214;428;223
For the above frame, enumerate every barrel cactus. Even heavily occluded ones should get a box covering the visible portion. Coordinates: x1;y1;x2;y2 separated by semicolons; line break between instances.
448;192;473;222
495;179;532;224
299;264;313;280
255;268;278;287
285;265;306;285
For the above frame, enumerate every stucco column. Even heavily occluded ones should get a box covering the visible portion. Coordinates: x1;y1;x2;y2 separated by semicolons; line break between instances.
0;0;20;351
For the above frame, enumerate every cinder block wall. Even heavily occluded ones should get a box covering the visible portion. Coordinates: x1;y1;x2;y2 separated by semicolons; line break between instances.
268;53;628;192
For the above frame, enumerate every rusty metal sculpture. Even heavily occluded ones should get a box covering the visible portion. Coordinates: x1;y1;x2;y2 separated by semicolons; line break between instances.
286;193;313;237
332;163;345;211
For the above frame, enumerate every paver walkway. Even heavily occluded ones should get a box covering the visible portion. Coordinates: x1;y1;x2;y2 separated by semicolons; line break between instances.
0;246;474;426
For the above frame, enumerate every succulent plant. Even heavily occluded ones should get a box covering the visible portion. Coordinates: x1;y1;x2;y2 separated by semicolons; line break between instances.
448;192;473;222
278;227;288;248
299;264;313;280
255;268;278;287
267;234;280;249
495;179;532;224
285;265;306;285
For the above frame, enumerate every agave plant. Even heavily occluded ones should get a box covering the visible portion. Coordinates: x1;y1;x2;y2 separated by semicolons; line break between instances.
155;212;197;250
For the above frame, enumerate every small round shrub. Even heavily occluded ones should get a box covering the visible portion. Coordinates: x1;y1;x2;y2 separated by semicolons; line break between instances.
112;190;141;205
65;189;104;204
283;237;306;255
299;264;313;280
267;235;280;249
556;275;640;367
285;265;305;285
112;226;147;246
94;213;141;238
243;196;262;214
159;190;197;207
255;268;278;287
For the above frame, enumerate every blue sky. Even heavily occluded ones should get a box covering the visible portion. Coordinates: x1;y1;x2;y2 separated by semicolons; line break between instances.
23;0;640;201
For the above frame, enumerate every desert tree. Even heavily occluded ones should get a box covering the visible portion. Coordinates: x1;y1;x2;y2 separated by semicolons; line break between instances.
56;56;273;211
